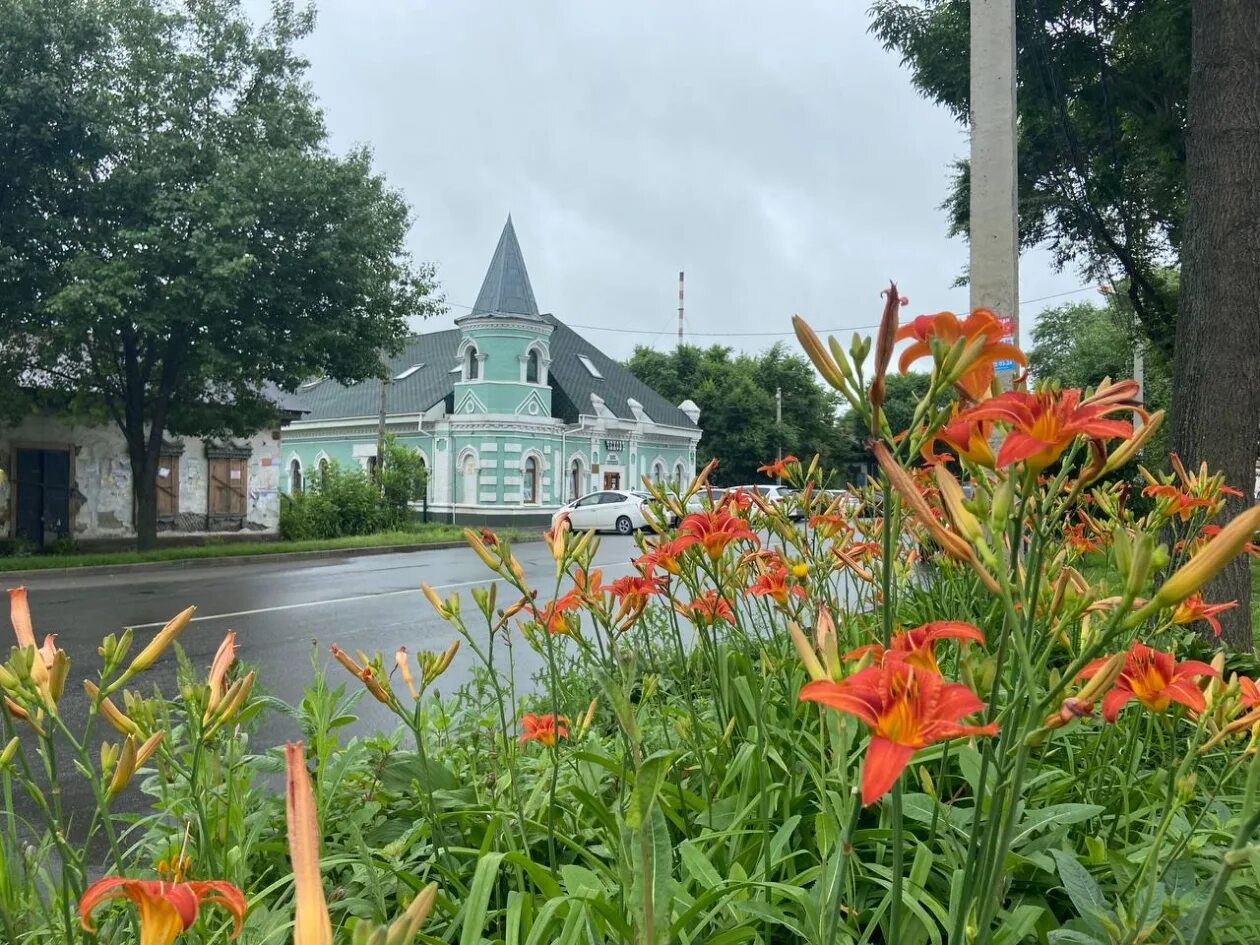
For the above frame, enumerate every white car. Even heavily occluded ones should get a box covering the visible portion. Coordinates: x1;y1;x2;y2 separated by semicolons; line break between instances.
731;484;803;518
553;490;652;535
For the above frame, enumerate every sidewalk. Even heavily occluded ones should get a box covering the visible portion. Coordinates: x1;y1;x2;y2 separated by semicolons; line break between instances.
0;535;542;581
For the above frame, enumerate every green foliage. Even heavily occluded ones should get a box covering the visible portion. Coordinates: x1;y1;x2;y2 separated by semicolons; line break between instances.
0;0;442;543
281;437;427;539
625;342;846;483
868;0;1189;357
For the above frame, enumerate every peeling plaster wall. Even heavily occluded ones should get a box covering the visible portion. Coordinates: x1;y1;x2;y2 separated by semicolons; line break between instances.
0;415;282;541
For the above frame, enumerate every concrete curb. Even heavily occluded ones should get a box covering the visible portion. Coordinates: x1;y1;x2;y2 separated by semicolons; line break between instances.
0;535;544;581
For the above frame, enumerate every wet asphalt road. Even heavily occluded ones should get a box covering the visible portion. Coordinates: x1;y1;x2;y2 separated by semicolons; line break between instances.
8;535;646;825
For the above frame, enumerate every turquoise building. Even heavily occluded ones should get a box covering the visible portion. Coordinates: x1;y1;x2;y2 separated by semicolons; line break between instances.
281;218;701;525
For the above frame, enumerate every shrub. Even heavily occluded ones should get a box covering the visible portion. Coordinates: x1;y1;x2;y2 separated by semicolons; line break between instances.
280;439;426;540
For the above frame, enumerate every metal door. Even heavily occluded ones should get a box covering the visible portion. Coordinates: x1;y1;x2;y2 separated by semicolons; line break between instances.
14;449;71;549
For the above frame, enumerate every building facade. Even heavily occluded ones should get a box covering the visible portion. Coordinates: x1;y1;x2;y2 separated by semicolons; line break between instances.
1;416;293;549
281;218;701;526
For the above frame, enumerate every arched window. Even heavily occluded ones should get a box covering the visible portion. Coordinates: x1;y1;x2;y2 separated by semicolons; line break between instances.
289;458;303;494
570;458;582;500
524;455;539;504
526;349;540;384
653;461;664;484
317;457;329;482
674;462;686;486
465;346;480;380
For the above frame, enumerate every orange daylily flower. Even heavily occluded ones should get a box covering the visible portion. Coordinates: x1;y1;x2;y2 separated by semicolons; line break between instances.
634;536;698;576
957;382;1141;471
79;874;246;945
679;509;758;560
674;589;735;627
895;308;1026;401
800;658;997;804
609;573;668;629
844;621;985;675
757;455;799;480
534;589;582;635
519;713;568;747
1171;594;1238;638
1079;642;1218;722
925;411;996;468
745;563;805;607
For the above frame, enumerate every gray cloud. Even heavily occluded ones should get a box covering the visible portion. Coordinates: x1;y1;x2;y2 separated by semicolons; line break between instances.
287;0;1087;358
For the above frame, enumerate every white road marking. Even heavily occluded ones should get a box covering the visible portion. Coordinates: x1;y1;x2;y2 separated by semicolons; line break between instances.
126;565;637;630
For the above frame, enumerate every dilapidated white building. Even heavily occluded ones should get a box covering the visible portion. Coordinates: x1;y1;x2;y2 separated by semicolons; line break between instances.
1;411;301;549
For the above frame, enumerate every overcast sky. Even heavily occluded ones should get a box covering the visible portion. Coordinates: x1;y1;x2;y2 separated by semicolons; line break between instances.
282;0;1088;360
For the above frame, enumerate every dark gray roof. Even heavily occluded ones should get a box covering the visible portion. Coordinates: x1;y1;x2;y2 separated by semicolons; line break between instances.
293;330;461;421
468;216;540;318
290;318;697;430
543;316;697;428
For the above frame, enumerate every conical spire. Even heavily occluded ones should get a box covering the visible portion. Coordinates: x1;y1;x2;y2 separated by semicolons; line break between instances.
469;215;539;317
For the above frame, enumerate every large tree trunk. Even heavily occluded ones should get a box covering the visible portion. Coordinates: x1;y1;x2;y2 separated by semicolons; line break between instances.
1170;1;1260;649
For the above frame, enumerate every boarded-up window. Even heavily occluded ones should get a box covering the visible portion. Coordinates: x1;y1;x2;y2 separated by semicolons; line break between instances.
208;456;247;518
157;456;180;518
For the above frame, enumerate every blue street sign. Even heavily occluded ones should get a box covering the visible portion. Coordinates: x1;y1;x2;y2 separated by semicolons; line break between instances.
994;359;1017;372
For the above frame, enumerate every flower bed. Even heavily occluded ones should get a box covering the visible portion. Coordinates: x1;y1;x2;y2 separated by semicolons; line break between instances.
4;289;1260;944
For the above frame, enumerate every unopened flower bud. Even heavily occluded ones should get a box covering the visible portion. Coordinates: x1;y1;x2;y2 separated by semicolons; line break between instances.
124;607;195;677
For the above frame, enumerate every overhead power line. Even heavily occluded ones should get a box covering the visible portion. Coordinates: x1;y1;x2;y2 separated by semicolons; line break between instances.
440;285;1098;338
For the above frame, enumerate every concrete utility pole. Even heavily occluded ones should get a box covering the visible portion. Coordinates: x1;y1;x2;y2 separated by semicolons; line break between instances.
969;0;1020;370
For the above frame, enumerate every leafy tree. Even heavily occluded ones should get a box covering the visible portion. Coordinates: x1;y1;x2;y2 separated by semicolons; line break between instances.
868;0;1188;358
626;343;847;485
0;0;441;548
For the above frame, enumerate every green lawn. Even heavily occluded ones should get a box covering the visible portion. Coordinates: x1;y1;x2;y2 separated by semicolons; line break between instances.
0;523;525;573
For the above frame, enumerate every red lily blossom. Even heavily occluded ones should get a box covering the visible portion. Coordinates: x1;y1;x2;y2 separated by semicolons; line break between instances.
634;536;698;576
845;621;985;675
535;590;582;635
609;574;668;629
570;568;606;604
679;509;758;560
745;564;805;607
924;411;997;467
800;658;997;804
80;874;247;945
1078;642;1218;722
957;383;1140;471
675;590;735;627
895;308;1026;402
718;488;755;512
1142;483;1216;522
1171;593;1238;637
1240;676;1260;710
808;513;851;541
519;713;568;747
1063;520;1104;555
757;455;799;479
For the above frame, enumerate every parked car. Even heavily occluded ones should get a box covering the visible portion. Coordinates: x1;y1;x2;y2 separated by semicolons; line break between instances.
730;484;803;519
552;490;652;535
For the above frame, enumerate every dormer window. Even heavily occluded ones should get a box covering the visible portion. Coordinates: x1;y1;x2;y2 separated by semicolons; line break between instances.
577;354;603;379
465;346;480;380
526;349;540;384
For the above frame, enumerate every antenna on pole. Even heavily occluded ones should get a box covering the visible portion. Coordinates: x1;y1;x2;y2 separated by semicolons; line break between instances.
677;271;685;348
